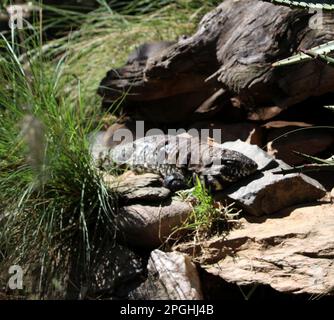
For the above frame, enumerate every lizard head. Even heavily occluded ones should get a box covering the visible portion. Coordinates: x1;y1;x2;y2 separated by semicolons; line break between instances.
199;147;258;187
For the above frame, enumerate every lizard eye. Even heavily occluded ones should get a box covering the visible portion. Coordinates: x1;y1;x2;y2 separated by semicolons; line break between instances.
223;159;235;166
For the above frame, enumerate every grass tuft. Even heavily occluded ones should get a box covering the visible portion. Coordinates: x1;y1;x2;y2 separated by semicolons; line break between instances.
0;29;118;298
175;177;241;241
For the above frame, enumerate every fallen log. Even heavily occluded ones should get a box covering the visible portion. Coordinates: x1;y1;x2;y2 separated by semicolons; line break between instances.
98;0;334;123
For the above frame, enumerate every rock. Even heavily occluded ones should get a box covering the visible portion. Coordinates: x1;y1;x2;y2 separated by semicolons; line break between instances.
175;203;334;296
264;122;334;165
221;160;326;216
116;200;193;248
189;122;263;146
103;172;171;203
130;250;203;300
89;244;146;299
120;187;171;203
215;140;326;216
52;241;146;299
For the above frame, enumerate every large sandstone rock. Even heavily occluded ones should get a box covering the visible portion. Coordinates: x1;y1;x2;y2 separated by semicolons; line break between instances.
117;200;193;247
130;250;203;300
175;203;334;296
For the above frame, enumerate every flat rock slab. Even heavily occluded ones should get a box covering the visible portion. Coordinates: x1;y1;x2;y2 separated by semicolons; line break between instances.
103;172;171;202
217;140;326;216
175;203;334;296
130;250;203;300
117;200;193;248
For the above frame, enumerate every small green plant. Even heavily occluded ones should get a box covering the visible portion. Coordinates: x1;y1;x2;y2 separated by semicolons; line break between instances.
272;41;334;67
174;177;241;241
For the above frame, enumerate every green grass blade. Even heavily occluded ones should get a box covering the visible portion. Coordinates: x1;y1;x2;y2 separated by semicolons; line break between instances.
273;41;334;67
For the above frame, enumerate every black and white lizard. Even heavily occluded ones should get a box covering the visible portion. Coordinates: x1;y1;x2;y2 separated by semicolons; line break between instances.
97;135;258;192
